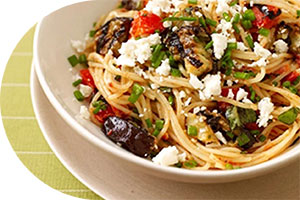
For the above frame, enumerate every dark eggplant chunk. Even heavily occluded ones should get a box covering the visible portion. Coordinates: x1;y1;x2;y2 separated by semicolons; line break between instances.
103;116;155;158
163;26;212;76
202;110;231;134
121;0;143;10
95;17;133;57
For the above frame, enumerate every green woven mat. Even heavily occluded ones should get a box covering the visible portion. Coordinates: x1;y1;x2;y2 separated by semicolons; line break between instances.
0;26;102;200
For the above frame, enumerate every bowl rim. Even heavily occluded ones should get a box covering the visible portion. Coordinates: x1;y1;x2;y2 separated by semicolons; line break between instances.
33;0;300;181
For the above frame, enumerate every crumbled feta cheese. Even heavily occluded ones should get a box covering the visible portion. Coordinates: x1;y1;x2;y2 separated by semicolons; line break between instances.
79;106;90;120
156;59;171;76
70;40;85;53
237;42;248;51
227;79;233;86
236;88;248;101
150;83;160;89
179;91;186;99
139;113;144;118
250;0;254;7
163;21;172;28
134;67;149;79
189;74;204;89
144;0;172;16
215;131;227;144
216;19;233;37
172;26;179;32
257;97;274;127
211;33;228;59
227;89;235;99
200;106;207;111
216;0;231;15
195;11;202;17
79;84;93;97
152;146;182;166
202;74;222;99
274;39;289;53
249;42;271;67
178;152;187;162
193;106;201;114
184;97;192;106
242;97;253;104
116;33;161;67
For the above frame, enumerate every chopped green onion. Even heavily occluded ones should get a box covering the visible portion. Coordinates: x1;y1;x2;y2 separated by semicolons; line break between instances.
278;107;299;125
68;55;79;67
155;119;165;130
283;81;291;88
128;83;144;104
241;19;253;30
171;68;181;77
89;30;96;37
232;13;240;23
72;79;82;87
258;28;270;37
289;86;298;94
93;104;107;114
152;129;160;137
92;100;104;108
205;41;214;50
225;163;233;170
245;35;254;49
243;9;256;21
152;51;166;68
297;10;300;18
259;135;266;142
198;17;207;27
154;29;160;33
237;132;250;147
73;90;84;101
232;23;240;33
145;118;152;128
249;86;256;102
162;16;198;22
226;131;235;139
187;125;198;136
229;0;238;6
205;18;217;27
151;44;163;66
250;130;261;136
233;71;255;79
223;12;231;22
188;0;197;4
168;95;175;106
183;160;198;168
78;54;87;64
227;42;238;50
169;55;176;67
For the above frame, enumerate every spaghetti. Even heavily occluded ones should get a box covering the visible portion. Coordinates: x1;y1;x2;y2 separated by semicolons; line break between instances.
69;0;300;170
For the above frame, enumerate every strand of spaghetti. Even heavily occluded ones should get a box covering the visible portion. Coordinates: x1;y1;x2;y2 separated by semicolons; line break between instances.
213;96;258;110
244;66;266;85
173;89;185;128
149;75;193;88
232;51;259;60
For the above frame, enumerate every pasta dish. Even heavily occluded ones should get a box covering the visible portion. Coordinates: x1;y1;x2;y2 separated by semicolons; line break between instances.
68;0;300;170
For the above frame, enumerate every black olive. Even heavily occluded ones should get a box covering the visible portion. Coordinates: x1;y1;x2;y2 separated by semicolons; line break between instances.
103;116;155;158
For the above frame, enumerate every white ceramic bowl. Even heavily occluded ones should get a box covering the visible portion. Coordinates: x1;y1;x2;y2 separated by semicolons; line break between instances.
34;0;300;183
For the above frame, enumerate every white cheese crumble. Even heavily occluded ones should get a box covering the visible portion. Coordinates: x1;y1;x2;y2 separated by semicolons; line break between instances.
179;90;186;99
184;97;192;106
79;84;93;98
156;58;171;76
70;40;85;53
257;97;274;127
211;33;228;59
215;0;231;15
274;39;289;53
215;131;227;144
163;21;172;28
152;146;184;166
227;89;235;99
150;83;160;89
216;19;233;37
249;42;272;67
116;33;161;67
145;0;184;16
134;67;149;79
201;74;222;99
79;106;90;120
237;42;248;51
227;80;233;86
236;88;248;101
189;74;204;89
193;106;201;114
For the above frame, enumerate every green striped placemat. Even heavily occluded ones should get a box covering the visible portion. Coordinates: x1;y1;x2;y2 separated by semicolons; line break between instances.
0;26;102;200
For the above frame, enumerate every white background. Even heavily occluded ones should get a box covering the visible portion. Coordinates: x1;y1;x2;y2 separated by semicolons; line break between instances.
0;0;86;199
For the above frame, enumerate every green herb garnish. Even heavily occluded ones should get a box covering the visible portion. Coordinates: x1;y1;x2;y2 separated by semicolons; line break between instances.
73;90;84;101
245;35;254;49
183;160;198;168
68;55;79;67
205;18;217;27
187;125;198;136
72;79;82;87
128;83;144;104
259;28;270;37
237;132;251;147
278;108;299;125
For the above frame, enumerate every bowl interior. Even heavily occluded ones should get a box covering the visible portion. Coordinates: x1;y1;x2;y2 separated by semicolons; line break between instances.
34;0;300;183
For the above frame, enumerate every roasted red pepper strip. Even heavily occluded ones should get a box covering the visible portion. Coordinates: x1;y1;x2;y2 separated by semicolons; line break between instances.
80;69;96;89
284;71;300;83
94;105;115;123
245;122;260;131
252;6;278;29
218;88;240;112
130;10;164;38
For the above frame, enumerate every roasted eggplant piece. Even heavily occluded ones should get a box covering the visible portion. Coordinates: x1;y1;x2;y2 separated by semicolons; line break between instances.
103;116;155;158
163;26;212;76
95;17;133;57
275;22;292;43
121;0;144;10
202;110;231;134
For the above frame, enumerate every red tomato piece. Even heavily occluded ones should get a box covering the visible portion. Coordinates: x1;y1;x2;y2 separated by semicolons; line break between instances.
80;69;96;89
245;122;260;131
221;88;239;98
296;55;300;67
218;102;231;112
284;71;300;82
130;10;164;38
274;64;290;74
94;105;115;123
252;6;278;29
